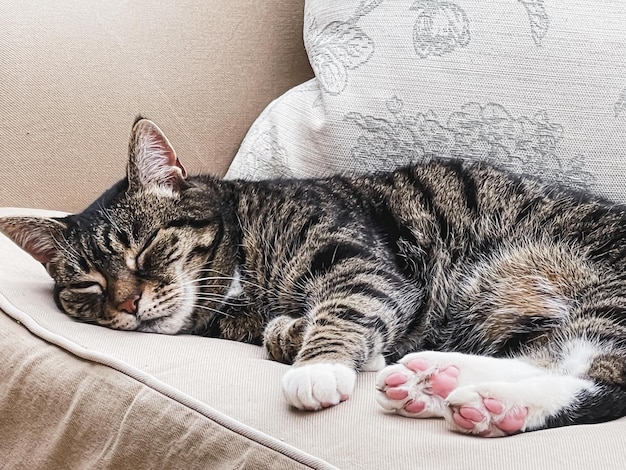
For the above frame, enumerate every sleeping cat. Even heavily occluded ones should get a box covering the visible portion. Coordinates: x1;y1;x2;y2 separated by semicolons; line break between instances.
2;117;626;437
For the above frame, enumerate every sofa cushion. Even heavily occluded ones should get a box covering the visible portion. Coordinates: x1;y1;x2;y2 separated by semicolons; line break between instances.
2;209;626;469
227;0;626;204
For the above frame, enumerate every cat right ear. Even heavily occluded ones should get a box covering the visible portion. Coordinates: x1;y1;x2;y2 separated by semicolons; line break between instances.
0;216;67;264
127;118;188;195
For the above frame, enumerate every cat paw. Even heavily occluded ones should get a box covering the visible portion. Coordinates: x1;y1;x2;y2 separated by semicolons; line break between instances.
376;352;460;418
282;363;356;411
445;385;529;437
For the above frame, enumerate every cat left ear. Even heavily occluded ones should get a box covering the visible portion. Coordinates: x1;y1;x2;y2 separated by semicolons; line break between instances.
0;216;67;265
127;118;188;194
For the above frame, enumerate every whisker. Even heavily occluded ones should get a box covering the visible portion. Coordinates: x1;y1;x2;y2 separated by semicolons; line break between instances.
182;275;266;292
191;304;233;318
52;232;81;263
196;274;267;290
194;296;251;307
97;203;122;233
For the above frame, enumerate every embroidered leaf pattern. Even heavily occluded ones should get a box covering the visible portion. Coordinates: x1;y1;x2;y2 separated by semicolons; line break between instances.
519;0;550;45
306;1;381;95
410;0;470;58
241;127;293;179
615;89;626;118
354;0;384;18
346;98;593;190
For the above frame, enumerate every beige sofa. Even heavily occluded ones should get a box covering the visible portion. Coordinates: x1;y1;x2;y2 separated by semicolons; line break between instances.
2;1;626;469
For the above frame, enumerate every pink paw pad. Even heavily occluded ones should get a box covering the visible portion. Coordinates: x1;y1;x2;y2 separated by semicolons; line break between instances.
482;397;527;433
384;372;410;400
452;398;529;435
404;400;426;413
483;397;503;414
385;387;409;400
406;358;429;372
429;366;459;399
384;372;408;387
494;407;528;433
452;406;484;430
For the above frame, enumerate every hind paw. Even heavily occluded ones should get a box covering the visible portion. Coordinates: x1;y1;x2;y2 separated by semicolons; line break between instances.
446;386;529;437
376;352;460;418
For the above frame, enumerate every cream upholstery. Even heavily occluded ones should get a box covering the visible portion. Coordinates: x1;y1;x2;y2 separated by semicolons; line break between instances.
2;1;626;469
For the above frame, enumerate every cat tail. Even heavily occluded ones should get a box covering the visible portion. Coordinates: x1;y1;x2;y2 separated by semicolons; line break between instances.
543;381;626;429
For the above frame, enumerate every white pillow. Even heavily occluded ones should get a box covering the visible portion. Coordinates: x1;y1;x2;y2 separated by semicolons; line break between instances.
227;0;626;202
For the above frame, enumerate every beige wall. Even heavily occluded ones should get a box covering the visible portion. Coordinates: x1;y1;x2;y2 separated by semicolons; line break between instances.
0;0;313;212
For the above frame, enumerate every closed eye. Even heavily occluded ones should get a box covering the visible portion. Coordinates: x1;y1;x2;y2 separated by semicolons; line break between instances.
68;281;104;295
136;229;160;270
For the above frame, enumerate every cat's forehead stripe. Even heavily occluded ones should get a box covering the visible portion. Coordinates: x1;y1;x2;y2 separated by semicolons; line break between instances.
125;249;138;271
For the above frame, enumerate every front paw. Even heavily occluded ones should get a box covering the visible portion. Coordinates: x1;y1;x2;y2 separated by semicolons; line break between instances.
282;363;356;411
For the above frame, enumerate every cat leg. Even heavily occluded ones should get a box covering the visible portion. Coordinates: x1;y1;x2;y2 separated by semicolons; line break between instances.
266;312;359;410
264;314;359;410
274;241;415;411
279;291;398;411
444;375;595;437
263;315;307;364
466;337;626;436
263;315;393;369
376;351;545;418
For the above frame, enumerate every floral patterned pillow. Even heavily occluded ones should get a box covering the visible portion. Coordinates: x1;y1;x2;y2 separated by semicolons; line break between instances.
227;0;626;202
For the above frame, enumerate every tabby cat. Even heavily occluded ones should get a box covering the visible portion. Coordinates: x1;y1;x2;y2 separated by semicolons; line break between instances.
2;118;626;437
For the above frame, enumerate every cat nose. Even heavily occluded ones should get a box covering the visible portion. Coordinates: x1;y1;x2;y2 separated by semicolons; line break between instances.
117;294;141;315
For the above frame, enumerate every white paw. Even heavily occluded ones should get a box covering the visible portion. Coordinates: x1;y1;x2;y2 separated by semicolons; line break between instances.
445;384;529;437
375;352;460;418
444;375;593;437
282;363;356;411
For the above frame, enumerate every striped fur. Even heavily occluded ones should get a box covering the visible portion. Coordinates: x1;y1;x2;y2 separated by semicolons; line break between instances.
2;118;626;435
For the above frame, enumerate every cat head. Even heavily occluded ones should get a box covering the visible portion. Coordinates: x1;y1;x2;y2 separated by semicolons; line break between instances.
0;118;237;334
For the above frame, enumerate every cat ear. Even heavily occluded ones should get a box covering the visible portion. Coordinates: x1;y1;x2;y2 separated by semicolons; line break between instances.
0;216;67;264
127;118;188;194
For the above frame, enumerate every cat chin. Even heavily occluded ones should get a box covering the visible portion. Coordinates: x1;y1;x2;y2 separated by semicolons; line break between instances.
97;304;194;335
133;306;194;335
135;313;191;335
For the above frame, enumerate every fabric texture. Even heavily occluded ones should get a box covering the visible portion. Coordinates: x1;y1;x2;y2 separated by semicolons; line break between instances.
0;313;319;470
227;0;626;204
2;207;626;469
0;208;332;470
4;1;626;468
0;0;313;212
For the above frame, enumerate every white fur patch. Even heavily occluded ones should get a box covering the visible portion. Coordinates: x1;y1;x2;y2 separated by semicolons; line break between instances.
556;338;604;376
224;266;244;300
139;306;193;335
362;354;386;372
